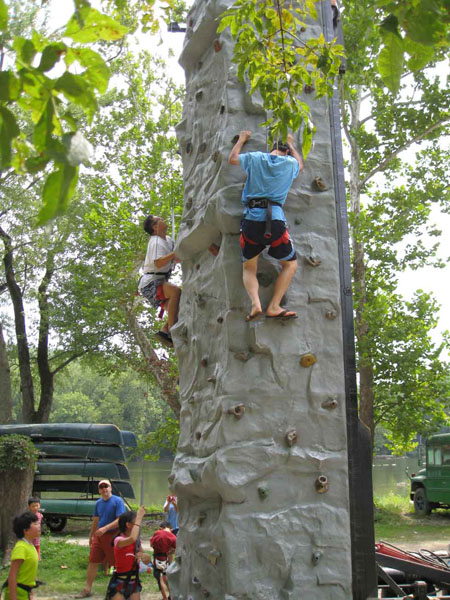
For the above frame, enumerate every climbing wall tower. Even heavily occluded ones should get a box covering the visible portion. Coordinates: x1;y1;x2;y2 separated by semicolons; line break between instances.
169;1;376;598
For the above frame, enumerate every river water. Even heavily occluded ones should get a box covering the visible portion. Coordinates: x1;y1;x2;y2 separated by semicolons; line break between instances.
128;455;421;507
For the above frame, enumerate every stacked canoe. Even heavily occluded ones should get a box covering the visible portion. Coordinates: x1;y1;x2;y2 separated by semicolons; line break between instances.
0;423;137;531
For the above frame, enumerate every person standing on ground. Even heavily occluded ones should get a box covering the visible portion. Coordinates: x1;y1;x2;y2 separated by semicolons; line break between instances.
138;216;181;347
149;521;177;600
4;511;40;600
27;498;43;560
229;131;304;321
163;494;179;535
76;480;126;598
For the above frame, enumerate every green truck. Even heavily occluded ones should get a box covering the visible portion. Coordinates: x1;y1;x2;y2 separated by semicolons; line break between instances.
410;433;450;515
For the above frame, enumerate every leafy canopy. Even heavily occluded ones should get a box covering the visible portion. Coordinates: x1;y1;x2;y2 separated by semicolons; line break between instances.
217;0;345;156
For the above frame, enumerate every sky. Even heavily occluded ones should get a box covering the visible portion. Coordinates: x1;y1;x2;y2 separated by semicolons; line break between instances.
46;0;450;349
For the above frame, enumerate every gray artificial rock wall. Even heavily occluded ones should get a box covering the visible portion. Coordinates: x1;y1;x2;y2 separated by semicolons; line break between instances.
169;1;359;598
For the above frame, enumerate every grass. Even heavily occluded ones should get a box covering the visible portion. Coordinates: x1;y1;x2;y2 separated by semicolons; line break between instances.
374;492;450;547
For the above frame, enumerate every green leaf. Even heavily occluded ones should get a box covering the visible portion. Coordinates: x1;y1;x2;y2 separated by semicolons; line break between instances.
0;0;7;31
403;7;447;47
0;106;20;168
380;14;401;39
0;71;21;101
377;31;404;95
65;48;110;94
65;6;128;43
55;72;97;121
38;42;67;72
404;37;435;71
33;100;53;149
13;37;36;66
37;165;79;225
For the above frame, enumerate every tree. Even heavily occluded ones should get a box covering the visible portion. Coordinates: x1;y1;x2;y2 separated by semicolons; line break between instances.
1;47;183;423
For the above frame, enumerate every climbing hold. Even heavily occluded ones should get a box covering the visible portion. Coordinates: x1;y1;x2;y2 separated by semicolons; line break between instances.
195;431;202;440
258;486;268;500
207;375;216;383
186;142;193;154
285;429;298;447
312;551;322;565
195;90;203;101
185;197;193;209
300;26;306;32
208;549;221;566
321;397;338;410
213;39;222;52
304;256;322;267
196;294;206;308
200;357;208;367
294;218;302;225
189;469;201;482
227;404;245;419
304;84;314;94
198;61;203;69
234;351;251;362
201;589;210;598
325;309;337;320
195;264;200;270
212;150;220;162
300;353;317;368
197;511;207;525
168;473;175;484
217;316;224;323
220;105;225;114
199;142;207;153
312;176;327;191
315;474;329;493
192;576;200;586
189;18;194;27
231;134;239;145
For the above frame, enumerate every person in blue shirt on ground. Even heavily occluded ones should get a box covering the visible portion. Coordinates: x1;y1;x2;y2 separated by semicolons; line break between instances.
163;495;179;535
229;130;304;321
76;479;126;598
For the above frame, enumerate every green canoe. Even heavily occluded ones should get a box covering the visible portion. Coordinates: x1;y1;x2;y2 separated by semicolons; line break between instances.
34;443;126;463
36;461;130;479
0;423;123;445
33;479;135;498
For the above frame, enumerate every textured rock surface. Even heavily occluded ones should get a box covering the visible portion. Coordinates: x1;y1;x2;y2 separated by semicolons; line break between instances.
169;1;355;598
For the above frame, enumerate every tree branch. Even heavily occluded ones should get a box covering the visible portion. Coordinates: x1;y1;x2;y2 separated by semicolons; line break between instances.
359;117;450;190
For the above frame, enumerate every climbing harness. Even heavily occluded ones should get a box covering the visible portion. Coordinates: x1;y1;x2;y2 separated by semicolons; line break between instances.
246;197;282;238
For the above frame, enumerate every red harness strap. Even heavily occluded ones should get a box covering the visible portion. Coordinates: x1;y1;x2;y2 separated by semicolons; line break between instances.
240;228;290;249
155;284;168;319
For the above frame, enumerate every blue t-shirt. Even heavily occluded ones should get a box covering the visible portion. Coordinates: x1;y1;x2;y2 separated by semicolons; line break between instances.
94;494;126;527
167;503;179;531
238;151;300;222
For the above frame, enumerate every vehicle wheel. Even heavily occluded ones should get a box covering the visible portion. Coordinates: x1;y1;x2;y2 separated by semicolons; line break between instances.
414;488;431;516
44;516;67;532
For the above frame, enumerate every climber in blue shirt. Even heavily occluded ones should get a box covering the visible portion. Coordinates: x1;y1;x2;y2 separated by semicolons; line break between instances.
229;130;303;321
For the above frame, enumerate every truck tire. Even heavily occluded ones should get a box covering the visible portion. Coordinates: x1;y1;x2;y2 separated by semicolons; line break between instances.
44;516;67;532
414;488;431;516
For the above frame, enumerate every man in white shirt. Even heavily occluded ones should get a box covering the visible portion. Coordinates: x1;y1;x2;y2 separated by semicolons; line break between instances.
138;216;181;346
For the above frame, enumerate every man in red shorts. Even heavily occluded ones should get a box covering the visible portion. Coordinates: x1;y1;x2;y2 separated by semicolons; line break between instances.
150;521;177;600
76;479;126;598
229;130;304;321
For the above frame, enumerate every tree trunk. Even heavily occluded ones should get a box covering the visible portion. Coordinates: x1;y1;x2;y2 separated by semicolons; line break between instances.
0;226;35;422
0;322;13;423
34;258;54;423
125;301;180;417
340;85;375;440
0;464;35;563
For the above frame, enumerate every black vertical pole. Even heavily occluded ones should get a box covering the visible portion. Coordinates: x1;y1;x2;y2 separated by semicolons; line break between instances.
322;2;377;598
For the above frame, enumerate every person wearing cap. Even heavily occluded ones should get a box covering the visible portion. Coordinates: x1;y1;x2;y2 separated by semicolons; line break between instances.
229;130;303;321
76;480;126;598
